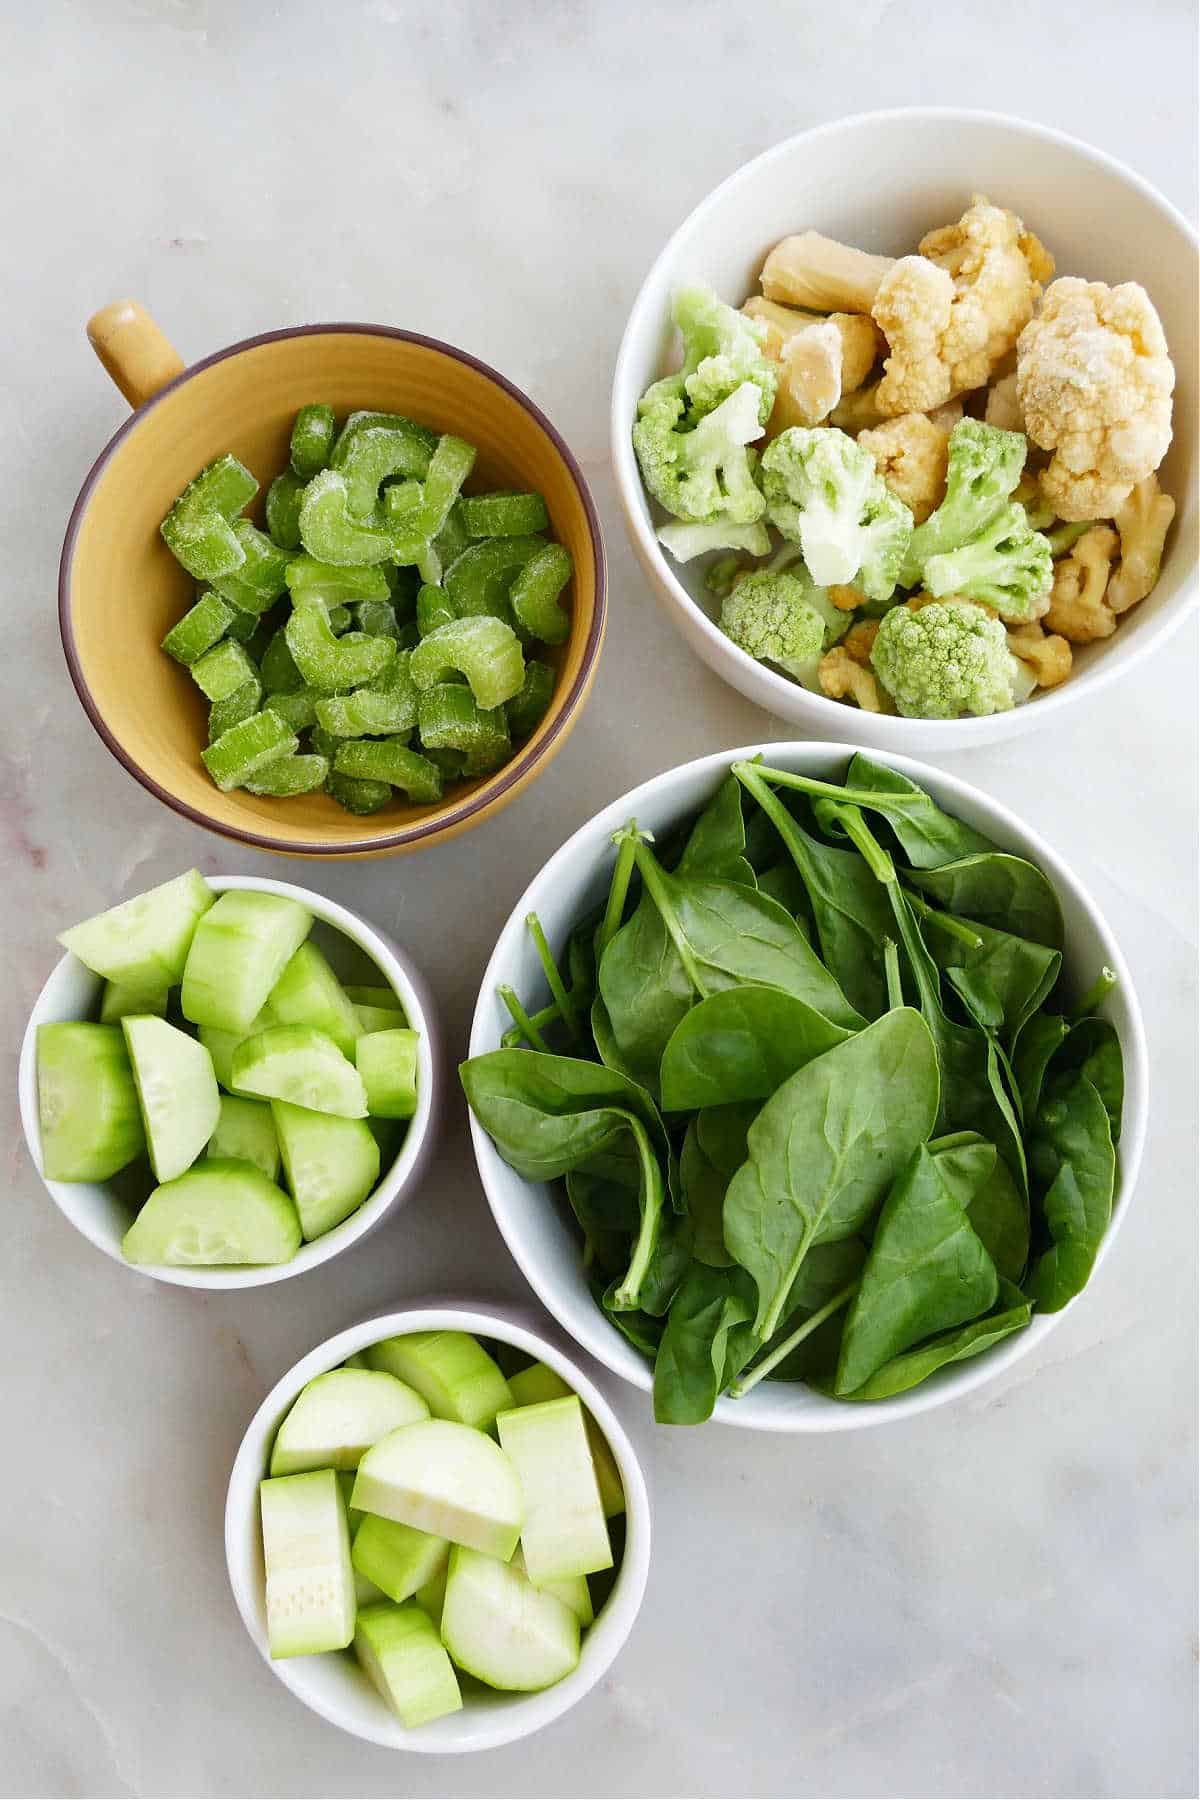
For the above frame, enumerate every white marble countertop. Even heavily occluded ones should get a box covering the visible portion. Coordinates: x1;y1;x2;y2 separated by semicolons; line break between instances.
2;4;1196;1796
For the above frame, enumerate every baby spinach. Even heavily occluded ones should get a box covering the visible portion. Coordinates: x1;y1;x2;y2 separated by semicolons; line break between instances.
677;772;757;886
1025;1070;1115;1312
679;1119;733;1267
830;1281;1033;1401
908;889;1062;1041
905;853;1064;951
931;1132;1028;1282
1059;1017;1124;1143
844;753;997;867
659;985;849;1111
652;1263;759;1424
1012;1010;1071;1120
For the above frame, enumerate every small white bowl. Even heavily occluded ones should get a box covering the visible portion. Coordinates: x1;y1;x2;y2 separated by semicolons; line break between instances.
468;742;1148;1432
611;109;1198;750
225;1303;651;1752
17;875;440;1289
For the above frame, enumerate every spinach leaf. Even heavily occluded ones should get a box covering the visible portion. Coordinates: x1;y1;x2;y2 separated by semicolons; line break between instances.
695;1101;757;1175
460;1049;670;1175
828;1281;1033;1401
679;1120;733;1267
596;896;693;1095
835;1144;999;1395
930;1131;1028;1283
677;773;756;885
659;985;850;1112
755;859;810;924
1025;1071;1116;1312
1012;1010;1070;1121
653;1263;759;1424
910;891;1062;1041
904;854;1065;950
590;1277;664;1357
723;1007;940;1338
845;753;997;868
1058;1017;1124;1143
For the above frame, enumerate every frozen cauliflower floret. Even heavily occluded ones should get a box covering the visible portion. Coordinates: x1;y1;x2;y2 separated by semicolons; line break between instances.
859;413;951;524
927;398;965;436
829;382;886;435
1108;474;1176;613
1006;621;1073;688
872;197;1052;416
1017;277;1175;520
818;645;891;711
1044;524;1120;642
985;372;1025;434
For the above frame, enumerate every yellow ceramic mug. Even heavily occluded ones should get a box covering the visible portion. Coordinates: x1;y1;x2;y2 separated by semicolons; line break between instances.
60;303;606;857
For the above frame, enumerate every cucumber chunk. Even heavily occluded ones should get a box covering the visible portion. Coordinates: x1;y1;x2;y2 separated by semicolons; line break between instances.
352;1514;449;1604
507;1364;625;1520
344;985;404;1012
232;1027;368;1119
197;1007;276;1091
364;1332;513;1432
497;1397;612;1584
182;891;312;1034
261;1470;356;1659
511;1545;593;1626
355;1028;419;1120
122;1015;221;1182
267;942;362;1059
354;1003;403;1036
354;1602;462;1728
122;1159;301;1265
207;1095;279;1181
351;1419;523;1562
440;1545;580;1692
98;980;169;1025
270;1368;429;1475
415;1564;448;1628
59;870;214;988
271;1100;380;1238
37;1022;145;1181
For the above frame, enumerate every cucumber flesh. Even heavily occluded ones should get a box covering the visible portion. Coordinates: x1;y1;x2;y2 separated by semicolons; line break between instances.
37;1023;145;1181
344;985;404;1012
99;980;169;1025
122;1015;220;1182
122;1159;301;1265
181;890;312;1034
512;1545;593;1625
232;1026;368;1118
354;1601;462;1728
267;941;363;1059
270;1100;380;1238
59;870;214;988
354;1003;402;1036
355;1028;420;1120
440;1545;580;1692
365;1332;513;1432
197;1006;276;1090
507;1365;625;1520
497;1397;612;1584
269;1368;429;1475
260;1470;356;1658
207;1095;279;1180
352;1513;449;1604
351;1419;523;1562
415;1564;448;1627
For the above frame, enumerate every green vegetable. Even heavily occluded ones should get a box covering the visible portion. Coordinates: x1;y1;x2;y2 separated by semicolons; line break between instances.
829;1282;1033;1401
718;571;825;684
760;426;912;600
632;379;767;524
870;600;1019;720
900;419;1028;587
1025;1069;1115;1312
923;505;1053;620
904;853;1064;950
659;985;848;1111
671;283;778;424
657;519;771;563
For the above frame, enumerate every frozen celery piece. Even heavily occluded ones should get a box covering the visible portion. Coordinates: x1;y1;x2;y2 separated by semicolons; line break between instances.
308;725;343;761
463;732;511;777
392;436;477;561
443;535;545;620
200;710;298;791
161;591;235;665
265;472;306;551
433;500;472;568
191;640;258;703
459;492;549;537
245;754;330;797
328;772;392;815
416;584;456;636
211;520;291;614
417;684;510;772
333;741;443;803
285;608;395;694
423;746;466;781
327;604;352;634
331;418;437;520
510;543;572;646
263;687;318;733
355;598;403;642
209;677;264;742
225;607;262;646
160;453;258;581
505;660;555;739
285;556;391;605
314;653;418;738
299;470;394;566
290;404;336;480
261;628;304;695
409;616;524;710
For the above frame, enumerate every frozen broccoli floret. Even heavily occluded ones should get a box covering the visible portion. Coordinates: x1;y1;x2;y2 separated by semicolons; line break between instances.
633;379;767;524
901;418;1028;586
922;502;1053;619
673;284;779;425
870;599;1020;719
760;427;913;602
656;517;771;563
719;570;826;684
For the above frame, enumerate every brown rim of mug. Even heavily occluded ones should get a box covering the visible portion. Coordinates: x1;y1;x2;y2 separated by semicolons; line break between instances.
58;322;608;856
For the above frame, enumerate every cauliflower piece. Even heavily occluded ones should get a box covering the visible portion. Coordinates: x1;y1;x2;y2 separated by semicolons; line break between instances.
760;426;913;599
1108;474;1176;613
719;570;826;683
1044;525;1121;642
870;598;1018;719
927;398;965;436
759;232;894;314
1017;277;1175;520
985;372;1025;434
633;379;766;523
766;319;843;433
673;284;778;424
923;502;1053;622
872;197;1052;415
656;518;771;564
829;382;886;435
1006;621;1073;688
902;418;1029;586
859;413;951;525
819;646;891;712
745;297;883;394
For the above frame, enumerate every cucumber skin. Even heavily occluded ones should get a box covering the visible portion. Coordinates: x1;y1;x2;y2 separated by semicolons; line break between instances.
271;1101;379;1239
59;870;214;988
37;1022;146;1182
122;1159;301;1266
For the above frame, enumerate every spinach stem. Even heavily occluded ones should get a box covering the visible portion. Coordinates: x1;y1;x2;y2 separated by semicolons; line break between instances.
829;802;897;886
628;836;708;995
730;1281;859;1398
598;826;640;956
610;1119;664;1310
737;763;919;814
497;984;551;1053
1071;966;1117;1019
903;888;985;949
525;912;577;1039
883;937;903;1011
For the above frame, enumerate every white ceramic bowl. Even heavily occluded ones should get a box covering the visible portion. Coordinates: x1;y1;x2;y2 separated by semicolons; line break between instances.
468;742;1148;1432
225;1303;651;1752
17;875;440;1289
612;109;1198;750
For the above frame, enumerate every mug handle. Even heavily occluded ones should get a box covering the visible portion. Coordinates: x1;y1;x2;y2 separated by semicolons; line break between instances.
87;300;186;409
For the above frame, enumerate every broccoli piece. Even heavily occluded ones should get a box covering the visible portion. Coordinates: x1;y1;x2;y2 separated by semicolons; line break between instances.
870;600;1020;719
902;419;1028;586
760;427;913;602
719;571;826;685
633;379;767;524
705;554;745;597
673;284;778;426
922;503;1053;619
657;518;771;564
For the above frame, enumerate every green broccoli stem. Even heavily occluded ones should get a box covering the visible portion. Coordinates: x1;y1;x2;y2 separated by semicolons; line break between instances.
729;1280;859;1398
497;985;551;1053
883;938;904;1012
524;911;578;1040
1045;520;1098;557
1070;966;1118;1020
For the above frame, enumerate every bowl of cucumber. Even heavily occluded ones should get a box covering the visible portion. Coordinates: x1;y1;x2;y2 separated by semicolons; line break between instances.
224;1305;650;1752
18;870;440;1288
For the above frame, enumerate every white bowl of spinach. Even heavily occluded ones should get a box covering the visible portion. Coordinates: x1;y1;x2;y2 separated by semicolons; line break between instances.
463;745;1147;1431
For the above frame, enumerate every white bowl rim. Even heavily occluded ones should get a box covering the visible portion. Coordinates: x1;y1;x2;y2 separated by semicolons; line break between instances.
224;1302;651;1753
17;873;439;1290
610;106;1199;745
467;739;1150;1432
